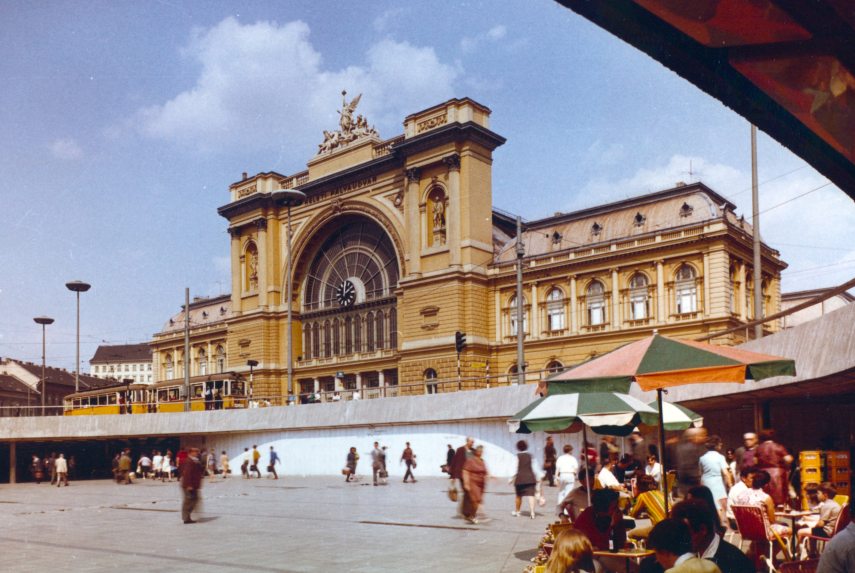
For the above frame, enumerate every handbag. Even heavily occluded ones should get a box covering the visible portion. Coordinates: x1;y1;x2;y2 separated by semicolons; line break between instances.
341;467;351;476
379;469;388;479
448;482;459;502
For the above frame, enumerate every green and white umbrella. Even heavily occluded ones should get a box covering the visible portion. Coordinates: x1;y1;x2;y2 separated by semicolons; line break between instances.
646;400;703;431
509;391;659;435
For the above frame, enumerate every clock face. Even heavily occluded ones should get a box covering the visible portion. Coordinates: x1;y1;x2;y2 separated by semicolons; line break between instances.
335;279;357;307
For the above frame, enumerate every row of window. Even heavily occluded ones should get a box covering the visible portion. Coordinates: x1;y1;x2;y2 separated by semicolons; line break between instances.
92;363;152;373
303;308;398;359
507;264;699;335
163;346;227;380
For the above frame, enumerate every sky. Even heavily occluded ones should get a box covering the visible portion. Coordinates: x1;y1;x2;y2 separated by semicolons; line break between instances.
1;1;853;371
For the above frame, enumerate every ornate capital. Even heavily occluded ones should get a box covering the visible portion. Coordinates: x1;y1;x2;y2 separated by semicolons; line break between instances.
228;227;242;238
254;218;268;231
405;167;421;183
443;154;461;171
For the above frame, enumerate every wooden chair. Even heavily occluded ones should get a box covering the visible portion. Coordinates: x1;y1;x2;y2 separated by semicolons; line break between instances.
804;503;850;557
731;504;791;572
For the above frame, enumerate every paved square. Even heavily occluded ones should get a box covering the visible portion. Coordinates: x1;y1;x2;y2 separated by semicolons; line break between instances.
0;474;554;572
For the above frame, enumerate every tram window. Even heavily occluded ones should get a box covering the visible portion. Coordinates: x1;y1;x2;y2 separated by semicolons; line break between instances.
192;384;203;398
73;399;80;408
168;388;179;401
232;381;245;395
99;395;107;406
157;389;168;402
108;394;117;405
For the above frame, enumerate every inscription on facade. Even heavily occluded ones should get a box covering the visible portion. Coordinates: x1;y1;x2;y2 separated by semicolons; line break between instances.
237;184;258;199
305;175;378;205
417;114;447;133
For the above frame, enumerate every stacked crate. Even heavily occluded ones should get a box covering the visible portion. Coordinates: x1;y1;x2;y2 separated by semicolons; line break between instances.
800;451;824;509
825;451;851;496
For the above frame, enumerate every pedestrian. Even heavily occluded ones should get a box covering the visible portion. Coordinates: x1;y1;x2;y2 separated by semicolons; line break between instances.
111;452;120;481
379;446;388;484
450;437;475;515
152;450;163;480
31;454;42;484
206;450;217;476
241;448;250;478
268;446;280;479
138;452;152;479
55;453;69;487
162;449;174;482
699;435;732;525
345;446;358;482
220;450;230;478
675;427;707;498
543;436;557;487
179;447;203;524
511;440;538;519
629;430;648;469
48;452;58;485
251;445;262;478
462;445;488;524
555;444;579;509
371;442;383;486
204;385;213;410
444;444;454;474
118;449;132;484
401;441;417;483
754;428;793;507
734;432;758;480
214;388;223;410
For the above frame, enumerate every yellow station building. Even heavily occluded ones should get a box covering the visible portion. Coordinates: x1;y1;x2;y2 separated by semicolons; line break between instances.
150;95;787;402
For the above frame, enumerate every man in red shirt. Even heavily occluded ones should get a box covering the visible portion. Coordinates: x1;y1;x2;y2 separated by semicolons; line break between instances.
180;447;203;524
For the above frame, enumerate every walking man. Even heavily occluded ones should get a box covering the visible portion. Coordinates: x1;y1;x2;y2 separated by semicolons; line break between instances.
251;445;262;478
371;442;383;486
401;442;417;483
555;444;579;507
543;437;557;487
118;449;133;484
268;446;280;479
450;437;475;515
180;447;203;524
55;453;69;487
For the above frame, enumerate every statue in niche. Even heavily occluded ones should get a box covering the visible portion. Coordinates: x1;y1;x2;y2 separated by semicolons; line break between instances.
431;192;447;246
248;248;259;291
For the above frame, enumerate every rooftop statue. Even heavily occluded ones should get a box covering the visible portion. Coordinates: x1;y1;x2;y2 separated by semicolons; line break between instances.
318;90;379;154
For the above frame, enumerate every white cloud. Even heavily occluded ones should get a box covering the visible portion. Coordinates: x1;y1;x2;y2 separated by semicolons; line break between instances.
49;138;84;160
127;17;458;154
577;155;855;294
461;24;509;53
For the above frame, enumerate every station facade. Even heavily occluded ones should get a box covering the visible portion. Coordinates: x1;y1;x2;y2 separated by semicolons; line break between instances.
150;96;787;401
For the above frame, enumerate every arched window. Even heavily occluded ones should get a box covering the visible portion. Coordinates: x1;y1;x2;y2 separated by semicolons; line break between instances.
675;264;698;314
509;295;528;336
197;348;207;376
333;318;341;355
354;316;362;353
345;316;353;354
366;312;375;352
215;346;225;373
586;280;606;326
312;323;320;359
376;311;385;350
424;368;438;394
546;288;565;331
546;360;564;374
323;321;332;358
629;273;649;320
165;354;174;380
389;309;398;349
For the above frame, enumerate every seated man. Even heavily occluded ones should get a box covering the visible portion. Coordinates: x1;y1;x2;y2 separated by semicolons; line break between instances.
798;482;842;558
673;499;754;573
557;468;592;523
725;468;754;530
647;518;721;573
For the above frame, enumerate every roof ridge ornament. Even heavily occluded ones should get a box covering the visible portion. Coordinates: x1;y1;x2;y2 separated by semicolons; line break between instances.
317;90;379;155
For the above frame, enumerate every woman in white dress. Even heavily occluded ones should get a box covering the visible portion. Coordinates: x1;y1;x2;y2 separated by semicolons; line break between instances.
161;450;173;482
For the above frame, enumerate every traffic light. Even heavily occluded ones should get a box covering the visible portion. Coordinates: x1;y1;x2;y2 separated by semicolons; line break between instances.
455;331;466;353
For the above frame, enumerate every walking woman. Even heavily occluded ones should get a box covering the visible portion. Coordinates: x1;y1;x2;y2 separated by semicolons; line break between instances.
462;445;488;524
345;446;358;482
512;440;538;519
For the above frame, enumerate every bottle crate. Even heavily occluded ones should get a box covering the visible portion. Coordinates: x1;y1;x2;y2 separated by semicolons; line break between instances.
800;451;824;469
825;451;850;468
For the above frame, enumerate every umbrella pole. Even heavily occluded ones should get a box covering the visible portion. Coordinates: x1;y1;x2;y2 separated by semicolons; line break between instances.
583;425;592;507
657;388;668;514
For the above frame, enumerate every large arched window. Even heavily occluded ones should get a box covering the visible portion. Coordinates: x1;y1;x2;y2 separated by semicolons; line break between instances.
629;273;649;320
509;295;528;336
424;368;438;394
197;348;207;376
165;354;174;380
586;280;606;326
215;345;225;373
546;288;565;331
675;264;698;314
546;360;564;374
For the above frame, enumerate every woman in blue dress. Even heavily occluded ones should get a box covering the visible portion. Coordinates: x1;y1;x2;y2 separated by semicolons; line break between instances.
699;435;733;526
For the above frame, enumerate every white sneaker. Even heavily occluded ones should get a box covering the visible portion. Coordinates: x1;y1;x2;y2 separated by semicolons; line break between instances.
511;511;520;517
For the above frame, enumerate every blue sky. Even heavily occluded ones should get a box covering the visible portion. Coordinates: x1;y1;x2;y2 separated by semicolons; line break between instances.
1;1;853;369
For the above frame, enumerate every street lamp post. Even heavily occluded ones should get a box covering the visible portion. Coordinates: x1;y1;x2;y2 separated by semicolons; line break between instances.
33;316;54;416
247;360;258;405
65;281;91;394
272;189;306;405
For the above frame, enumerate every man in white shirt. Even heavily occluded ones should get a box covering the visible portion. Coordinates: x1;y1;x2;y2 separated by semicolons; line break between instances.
555;444;579;506
597;455;624;491
55;453;69;487
725;468;753;527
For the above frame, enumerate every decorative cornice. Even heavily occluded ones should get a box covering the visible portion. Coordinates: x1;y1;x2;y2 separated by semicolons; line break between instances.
443;154;461;171
405;168;421;182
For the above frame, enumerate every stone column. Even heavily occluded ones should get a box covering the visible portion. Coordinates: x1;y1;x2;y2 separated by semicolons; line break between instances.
569;276;578;333
229;228;242;316
529;282;539;339
405;168;422;276
494;290;502;342
255;218;268;309
313;378;319;393
444;154;461;267
738;263;747;320
702;252;710;317
378;370;385;397
611;268;620;329
656;261;665;323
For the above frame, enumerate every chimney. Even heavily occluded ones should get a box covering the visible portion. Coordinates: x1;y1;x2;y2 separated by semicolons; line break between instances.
242;172;248;181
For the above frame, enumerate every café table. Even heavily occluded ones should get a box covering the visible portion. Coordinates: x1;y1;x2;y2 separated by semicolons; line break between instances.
593;548;654;573
775;509;816;555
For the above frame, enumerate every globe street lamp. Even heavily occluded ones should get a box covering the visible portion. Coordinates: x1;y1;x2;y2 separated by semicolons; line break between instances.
272;189;306;405
33;316;54;416
65;280;91;394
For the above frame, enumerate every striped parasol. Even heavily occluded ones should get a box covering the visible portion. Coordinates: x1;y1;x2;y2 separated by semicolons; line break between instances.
509;391;659;435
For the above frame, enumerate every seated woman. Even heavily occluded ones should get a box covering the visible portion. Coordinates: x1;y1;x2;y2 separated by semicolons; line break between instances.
628;475;666;538
647;518;721;573
574;489;633;572
732;469;791;537
544;529;598;573
687;485;726;535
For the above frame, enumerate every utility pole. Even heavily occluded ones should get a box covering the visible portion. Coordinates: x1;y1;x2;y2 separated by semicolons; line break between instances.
515;216;526;385
751;125;763;339
184;287;191;412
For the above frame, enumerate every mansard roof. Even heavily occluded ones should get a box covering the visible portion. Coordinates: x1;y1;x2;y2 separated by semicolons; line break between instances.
157;294;232;335
90;343;152;364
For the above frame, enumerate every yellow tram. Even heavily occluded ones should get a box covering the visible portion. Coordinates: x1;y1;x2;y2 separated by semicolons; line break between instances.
63;372;247;415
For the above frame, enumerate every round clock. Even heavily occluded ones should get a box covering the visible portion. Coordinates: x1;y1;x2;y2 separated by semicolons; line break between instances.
335;279;357;307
